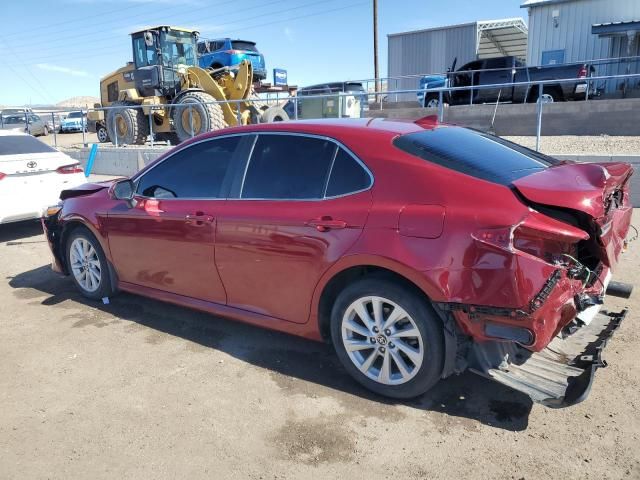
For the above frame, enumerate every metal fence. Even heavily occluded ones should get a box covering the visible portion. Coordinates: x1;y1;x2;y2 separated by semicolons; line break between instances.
356;54;640;103
3;70;640;154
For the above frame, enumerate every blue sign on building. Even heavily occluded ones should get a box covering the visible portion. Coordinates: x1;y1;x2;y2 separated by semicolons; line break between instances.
273;68;288;86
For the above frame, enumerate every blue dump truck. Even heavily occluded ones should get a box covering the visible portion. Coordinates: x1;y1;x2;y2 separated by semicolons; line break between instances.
197;38;266;80
418;56;595;107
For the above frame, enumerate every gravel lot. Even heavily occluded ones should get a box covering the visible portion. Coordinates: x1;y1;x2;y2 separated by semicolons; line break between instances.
0;211;638;479
504;135;640;156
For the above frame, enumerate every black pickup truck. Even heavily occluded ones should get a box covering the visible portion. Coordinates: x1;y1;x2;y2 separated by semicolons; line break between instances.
419;56;595;107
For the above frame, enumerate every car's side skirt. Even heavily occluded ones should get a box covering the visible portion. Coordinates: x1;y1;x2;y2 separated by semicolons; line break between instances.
118;281;324;341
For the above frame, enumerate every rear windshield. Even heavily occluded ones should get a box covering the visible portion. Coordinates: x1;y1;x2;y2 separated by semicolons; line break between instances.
344;82;365;93
231;41;258;52
0;135;57;155
393;127;559;185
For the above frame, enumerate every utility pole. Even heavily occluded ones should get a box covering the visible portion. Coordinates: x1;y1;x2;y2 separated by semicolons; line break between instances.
373;0;380;100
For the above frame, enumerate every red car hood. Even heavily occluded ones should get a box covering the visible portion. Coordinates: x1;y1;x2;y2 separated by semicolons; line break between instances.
513;161;634;267
60;179;119;200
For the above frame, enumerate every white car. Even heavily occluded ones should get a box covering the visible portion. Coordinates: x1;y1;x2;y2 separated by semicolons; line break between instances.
0;130;86;224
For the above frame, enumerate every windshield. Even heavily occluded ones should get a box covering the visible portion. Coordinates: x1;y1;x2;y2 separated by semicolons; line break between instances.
0;135;56;155
3;116;25;125
161;30;197;66
1;109;25;117
393;127;559;185
67;112;83;118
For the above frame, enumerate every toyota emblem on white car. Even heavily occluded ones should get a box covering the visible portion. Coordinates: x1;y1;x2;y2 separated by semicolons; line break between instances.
27;161;37;168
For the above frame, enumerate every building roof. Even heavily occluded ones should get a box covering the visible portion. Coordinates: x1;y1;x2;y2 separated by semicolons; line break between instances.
387;17;528;60
477;18;528;60
521;0;576;7
592;20;640;35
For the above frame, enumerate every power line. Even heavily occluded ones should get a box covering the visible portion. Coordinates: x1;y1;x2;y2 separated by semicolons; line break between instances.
8;0;293;55
0;35;56;105
6;0;361;66
2;1;158;37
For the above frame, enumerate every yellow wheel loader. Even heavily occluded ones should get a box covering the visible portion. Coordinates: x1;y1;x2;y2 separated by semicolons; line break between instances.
88;26;288;145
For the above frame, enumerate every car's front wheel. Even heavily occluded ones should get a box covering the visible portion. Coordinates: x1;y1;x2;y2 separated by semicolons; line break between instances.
66;227;114;300
330;277;444;399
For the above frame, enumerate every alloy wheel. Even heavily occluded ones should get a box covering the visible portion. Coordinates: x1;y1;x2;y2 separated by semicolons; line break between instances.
69;237;102;293
341;296;424;385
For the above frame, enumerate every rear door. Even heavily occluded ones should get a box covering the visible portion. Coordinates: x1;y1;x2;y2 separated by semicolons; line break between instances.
477;58;513;103
104;135;249;303
215;133;373;324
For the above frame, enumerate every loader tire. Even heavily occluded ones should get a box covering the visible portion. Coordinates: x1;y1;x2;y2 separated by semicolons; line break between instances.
261;106;289;123
173;92;226;143
106;102;149;145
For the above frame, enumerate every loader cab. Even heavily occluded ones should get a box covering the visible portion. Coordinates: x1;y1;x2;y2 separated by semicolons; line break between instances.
131;26;198;98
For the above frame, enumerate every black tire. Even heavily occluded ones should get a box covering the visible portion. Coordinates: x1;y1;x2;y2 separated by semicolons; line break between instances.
106;101;149;145
528;86;562;103
260;106;289;123
43;126;49;136
65;226;115;300
96;125;109;143
330;276;444;399
423;93;443;108
172;91;226;143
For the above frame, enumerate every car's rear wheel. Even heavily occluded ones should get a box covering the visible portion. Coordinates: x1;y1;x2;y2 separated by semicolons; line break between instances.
330;277;444;399
66;227;114;300
96;125;109;143
424;93;444;108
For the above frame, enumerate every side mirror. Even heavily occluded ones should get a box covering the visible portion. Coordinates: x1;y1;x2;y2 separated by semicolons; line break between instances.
112;179;135;204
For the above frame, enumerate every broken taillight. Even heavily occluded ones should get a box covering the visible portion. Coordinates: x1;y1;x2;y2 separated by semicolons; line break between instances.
56;164;83;174
578;65;588;78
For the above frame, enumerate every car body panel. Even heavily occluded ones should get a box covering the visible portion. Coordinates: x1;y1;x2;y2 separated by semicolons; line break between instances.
215;191;372;323
42;118;633;359
104;196;227;304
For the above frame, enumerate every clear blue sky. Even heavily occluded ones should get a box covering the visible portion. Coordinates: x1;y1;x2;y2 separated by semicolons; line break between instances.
0;0;524;105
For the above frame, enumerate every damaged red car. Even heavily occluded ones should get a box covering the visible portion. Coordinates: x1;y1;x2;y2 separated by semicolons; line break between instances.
42;118;634;407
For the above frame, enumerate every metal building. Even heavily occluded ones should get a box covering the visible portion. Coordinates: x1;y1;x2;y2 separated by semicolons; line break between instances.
523;0;640;95
387;18;528;97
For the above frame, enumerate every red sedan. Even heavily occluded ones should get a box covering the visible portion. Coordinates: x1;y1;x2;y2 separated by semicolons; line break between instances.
42;118;634;407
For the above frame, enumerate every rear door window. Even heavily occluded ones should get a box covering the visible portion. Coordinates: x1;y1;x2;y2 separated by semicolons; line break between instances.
325;148;372;197
241;134;335;199
136;136;241;199
393;127;559;185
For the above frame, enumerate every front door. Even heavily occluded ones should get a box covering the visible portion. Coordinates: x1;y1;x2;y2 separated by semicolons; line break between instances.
215;133;373;323
105;135;245;303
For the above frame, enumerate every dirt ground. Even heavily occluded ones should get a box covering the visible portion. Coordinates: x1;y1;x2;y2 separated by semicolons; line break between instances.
0;213;639;480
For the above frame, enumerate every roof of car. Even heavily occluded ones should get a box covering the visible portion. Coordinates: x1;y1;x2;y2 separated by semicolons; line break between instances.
200;118;440;142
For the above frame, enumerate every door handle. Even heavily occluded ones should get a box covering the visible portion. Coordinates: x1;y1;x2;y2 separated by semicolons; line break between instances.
185;213;214;226
306;217;347;232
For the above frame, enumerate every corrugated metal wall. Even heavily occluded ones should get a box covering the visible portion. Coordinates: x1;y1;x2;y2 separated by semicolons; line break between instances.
526;0;640;65
387;23;477;99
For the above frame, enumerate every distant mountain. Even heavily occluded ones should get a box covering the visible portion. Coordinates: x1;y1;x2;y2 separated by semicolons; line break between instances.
56;96;100;108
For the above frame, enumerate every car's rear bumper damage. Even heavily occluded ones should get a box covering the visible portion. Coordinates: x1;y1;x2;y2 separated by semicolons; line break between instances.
470;308;628;408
